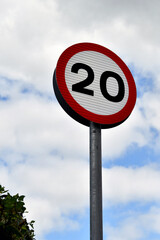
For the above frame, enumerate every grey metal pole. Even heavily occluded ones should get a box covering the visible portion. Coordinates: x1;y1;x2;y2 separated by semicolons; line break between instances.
90;121;103;240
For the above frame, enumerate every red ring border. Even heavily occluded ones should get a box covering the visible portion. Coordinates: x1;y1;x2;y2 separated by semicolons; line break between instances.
56;42;136;125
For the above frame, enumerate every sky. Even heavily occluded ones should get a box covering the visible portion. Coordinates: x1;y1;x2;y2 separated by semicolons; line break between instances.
0;0;160;239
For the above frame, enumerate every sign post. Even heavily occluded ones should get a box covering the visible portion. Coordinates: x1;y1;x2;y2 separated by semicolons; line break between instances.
53;42;137;240
90;122;102;240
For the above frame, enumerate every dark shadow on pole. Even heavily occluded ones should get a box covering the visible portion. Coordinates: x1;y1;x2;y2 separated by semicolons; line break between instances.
90;122;103;240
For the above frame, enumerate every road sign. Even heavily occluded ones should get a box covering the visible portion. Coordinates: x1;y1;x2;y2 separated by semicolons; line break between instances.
53;42;136;128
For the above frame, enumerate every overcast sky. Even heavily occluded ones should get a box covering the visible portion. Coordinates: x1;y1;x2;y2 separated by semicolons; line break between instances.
0;0;160;240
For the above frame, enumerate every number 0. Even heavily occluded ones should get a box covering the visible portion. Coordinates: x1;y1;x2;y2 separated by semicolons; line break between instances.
100;71;124;102
72;63;125;102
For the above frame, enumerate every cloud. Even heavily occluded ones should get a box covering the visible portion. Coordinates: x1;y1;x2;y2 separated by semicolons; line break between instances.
0;0;160;93
105;206;160;240
102;102;150;159
0;80;89;160
103;165;160;204
0;77;157;164
0;157;89;237
56;0;160;75
0;0;60;92
2;160;160;238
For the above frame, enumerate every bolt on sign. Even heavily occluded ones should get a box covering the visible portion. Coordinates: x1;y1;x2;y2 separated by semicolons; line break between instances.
53;42;136;128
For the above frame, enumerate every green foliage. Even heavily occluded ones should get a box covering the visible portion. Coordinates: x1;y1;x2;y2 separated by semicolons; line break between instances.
0;185;35;240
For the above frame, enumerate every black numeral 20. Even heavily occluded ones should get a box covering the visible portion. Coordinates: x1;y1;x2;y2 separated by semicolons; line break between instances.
71;63;125;102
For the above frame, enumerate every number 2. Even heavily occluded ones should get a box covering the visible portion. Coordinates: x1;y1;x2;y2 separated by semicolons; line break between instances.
71;63;94;96
71;63;125;102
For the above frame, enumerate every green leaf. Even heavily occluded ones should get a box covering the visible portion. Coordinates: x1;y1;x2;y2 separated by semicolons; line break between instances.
0;184;35;239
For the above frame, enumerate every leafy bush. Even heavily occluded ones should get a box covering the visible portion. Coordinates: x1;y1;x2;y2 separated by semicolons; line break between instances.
0;185;35;240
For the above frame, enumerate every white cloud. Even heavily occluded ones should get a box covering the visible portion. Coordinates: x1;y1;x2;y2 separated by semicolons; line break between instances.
105;206;160;240
0;92;89;160
2;161;160;238
0;0;60;92
103;165;160;204
0;157;89;238
0;80;155;163
0;0;160;93
142;92;160;131
102;102;150;159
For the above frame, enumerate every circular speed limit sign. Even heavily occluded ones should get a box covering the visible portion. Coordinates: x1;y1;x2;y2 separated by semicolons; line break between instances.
53;43;136;128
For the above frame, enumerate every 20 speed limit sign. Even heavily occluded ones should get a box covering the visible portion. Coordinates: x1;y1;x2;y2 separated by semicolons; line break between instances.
53;42;136;128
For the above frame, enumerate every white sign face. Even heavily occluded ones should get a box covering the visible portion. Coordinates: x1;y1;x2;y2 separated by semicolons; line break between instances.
65;50;129;115
54;43;136;128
